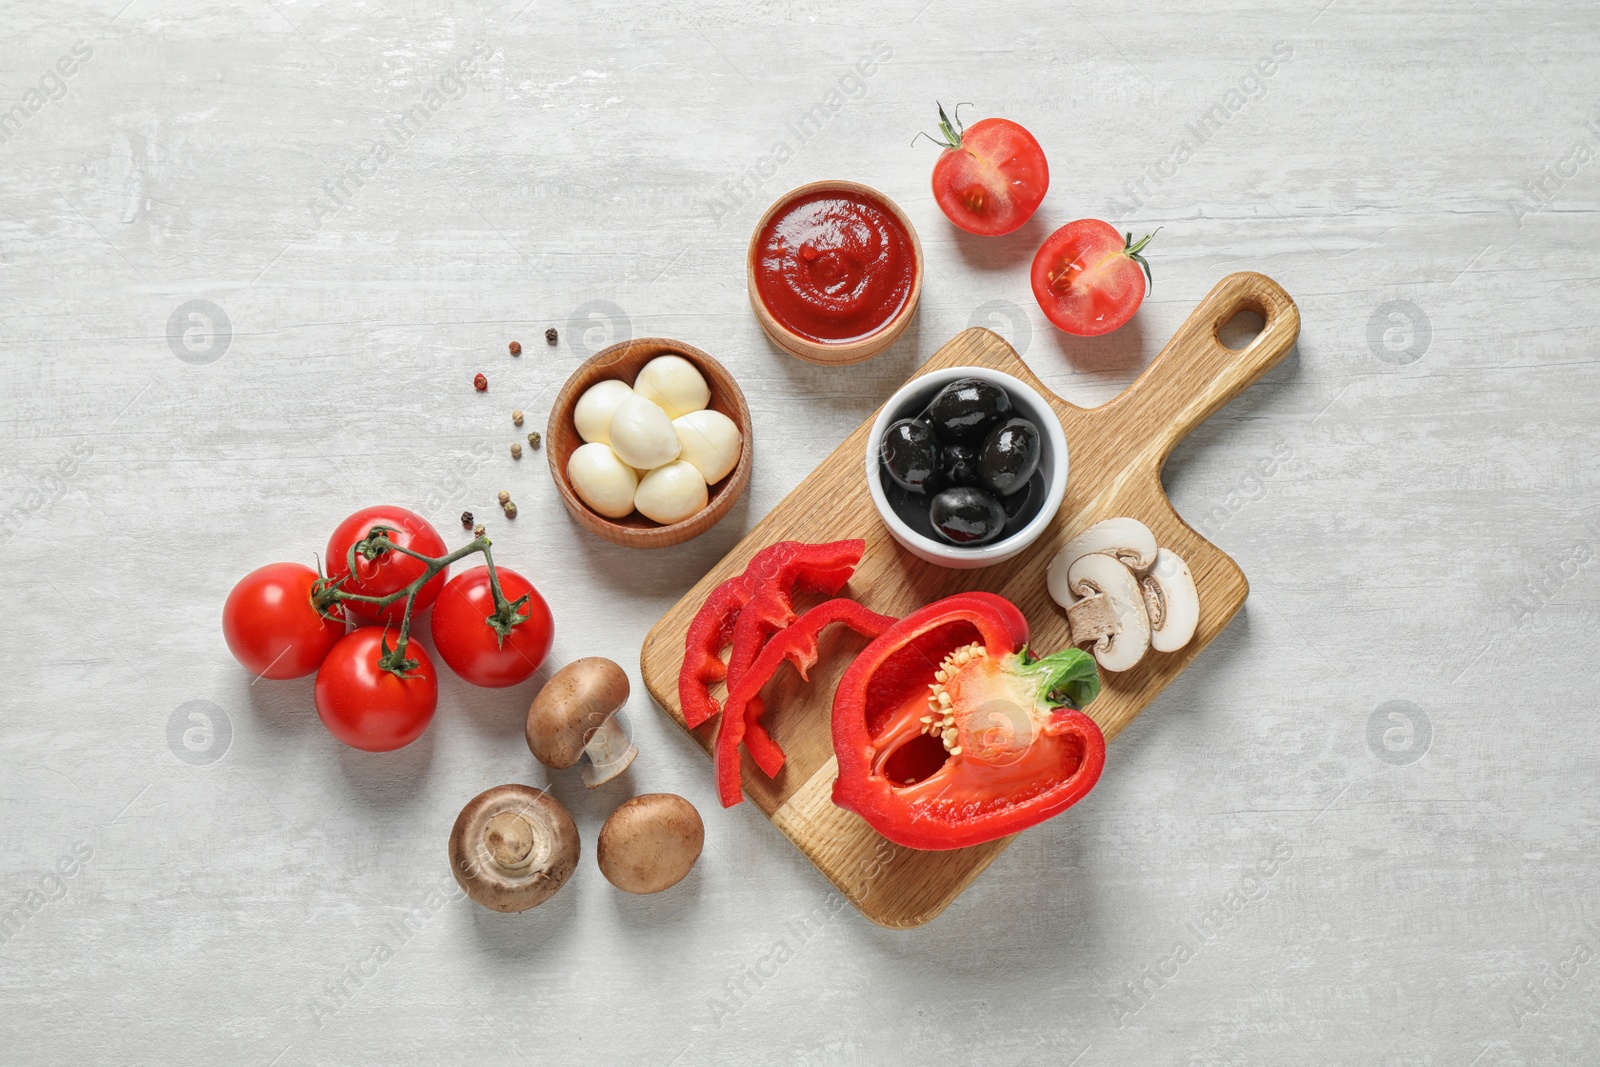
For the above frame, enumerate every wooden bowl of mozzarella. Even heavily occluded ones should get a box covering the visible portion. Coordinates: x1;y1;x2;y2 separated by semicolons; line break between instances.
547;338;752;548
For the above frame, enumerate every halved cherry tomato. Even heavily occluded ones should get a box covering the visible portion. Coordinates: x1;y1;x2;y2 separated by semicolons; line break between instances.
429;566;554;688
314;628;438;751
924;104;1048;236
222;562;344;679
325;506;448;625
1030;220;1157;337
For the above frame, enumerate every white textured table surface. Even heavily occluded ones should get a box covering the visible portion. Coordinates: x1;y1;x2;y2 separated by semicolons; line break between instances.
3;2;1597;1064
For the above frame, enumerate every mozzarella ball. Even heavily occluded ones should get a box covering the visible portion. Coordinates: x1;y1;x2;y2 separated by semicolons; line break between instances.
567;443;638;518
634;461;708;525
633;355;710;420
672;409;742;484
573;379;634;445
607;392;681;470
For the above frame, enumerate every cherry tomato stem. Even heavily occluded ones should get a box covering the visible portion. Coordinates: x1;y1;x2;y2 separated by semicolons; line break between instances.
914;101;972;151
316;517;529;681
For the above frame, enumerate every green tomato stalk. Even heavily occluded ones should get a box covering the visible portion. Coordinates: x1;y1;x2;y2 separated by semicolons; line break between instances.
913;101;975;151
1122;228;1161;292
312;526;529;678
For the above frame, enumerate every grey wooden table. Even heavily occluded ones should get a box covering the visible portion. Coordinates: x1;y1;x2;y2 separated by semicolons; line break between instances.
3;1;1596;1064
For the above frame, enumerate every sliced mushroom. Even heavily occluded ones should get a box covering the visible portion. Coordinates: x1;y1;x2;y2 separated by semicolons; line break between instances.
1046;517;1160;611
527;658;639;787
1062;552;1151;672
596;793;705;895
1142;547;1199;653
449;784;579;912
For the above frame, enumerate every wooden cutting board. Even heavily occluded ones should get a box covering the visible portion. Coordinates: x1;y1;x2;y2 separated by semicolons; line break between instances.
640;272;1300;928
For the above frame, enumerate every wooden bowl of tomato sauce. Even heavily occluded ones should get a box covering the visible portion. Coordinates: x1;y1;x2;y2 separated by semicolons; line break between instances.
747;180;923;366
546;338;753;550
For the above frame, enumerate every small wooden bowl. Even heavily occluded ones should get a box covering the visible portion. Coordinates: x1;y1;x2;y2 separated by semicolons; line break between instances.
547;338;752;549
747;180;924;366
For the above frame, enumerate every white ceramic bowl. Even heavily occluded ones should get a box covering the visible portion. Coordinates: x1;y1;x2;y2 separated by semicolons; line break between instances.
865;366;1069;569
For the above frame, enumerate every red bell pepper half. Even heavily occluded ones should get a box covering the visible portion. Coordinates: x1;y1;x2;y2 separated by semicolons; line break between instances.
831;592;1106;851
716;598;895;807
679;540;864;730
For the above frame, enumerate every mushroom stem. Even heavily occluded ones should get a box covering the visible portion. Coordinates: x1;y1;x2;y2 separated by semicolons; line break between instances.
483;811;541;872
582;716;638;788
449;785;579;912
1065;594;1119;644
1062;552;1152;673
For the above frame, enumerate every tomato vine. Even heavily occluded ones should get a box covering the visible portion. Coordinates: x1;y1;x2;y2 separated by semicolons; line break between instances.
312;525;530;677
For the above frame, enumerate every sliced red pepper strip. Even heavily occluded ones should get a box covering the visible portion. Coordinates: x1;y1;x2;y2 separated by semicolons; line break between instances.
831;592;1106;850
715;598;895;808
725;576;840;776
726;601;781;774
741;713;787;778
679;540;863;729
733;583;893;779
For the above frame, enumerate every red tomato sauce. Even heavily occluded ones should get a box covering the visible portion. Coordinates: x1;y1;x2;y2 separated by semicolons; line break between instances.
753;189;916;344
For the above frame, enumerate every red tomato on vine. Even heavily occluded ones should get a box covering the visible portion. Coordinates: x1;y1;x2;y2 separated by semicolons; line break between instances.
324;506;449;625
222;562;344;679
314;628;438;751
430;566;554;688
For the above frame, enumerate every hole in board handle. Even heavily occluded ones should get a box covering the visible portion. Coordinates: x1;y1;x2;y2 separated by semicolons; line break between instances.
1217;308;1266;352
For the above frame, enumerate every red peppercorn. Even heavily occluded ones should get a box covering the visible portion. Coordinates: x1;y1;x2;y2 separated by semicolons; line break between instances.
509;341;522;356
473;373;488;392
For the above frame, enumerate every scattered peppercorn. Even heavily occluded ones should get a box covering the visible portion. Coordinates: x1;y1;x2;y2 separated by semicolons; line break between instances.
527;431;542;450
502;501;518;519
545;327;558;345
512;409;524;426
473;372;488;392
460;510;474;529
510;442;523;459
509;340;522;356
474;524;486;538
497;490;511;505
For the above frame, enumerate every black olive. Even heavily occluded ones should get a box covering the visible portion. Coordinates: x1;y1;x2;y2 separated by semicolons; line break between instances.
925;377;1012;442
940;443;981;488
979;417;1041;497
929;486;1007;545
879;418;940;494
883;478;941;540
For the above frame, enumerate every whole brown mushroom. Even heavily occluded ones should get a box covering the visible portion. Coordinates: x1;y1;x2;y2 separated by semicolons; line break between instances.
526;657;638;787
596;793;704;895
449;784;579;912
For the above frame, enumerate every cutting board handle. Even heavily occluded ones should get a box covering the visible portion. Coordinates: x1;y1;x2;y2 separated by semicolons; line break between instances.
1093;271;1300;471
